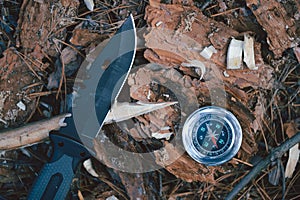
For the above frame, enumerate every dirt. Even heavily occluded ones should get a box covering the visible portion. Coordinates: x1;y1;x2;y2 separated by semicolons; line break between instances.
0;48;41;129
0;0;299;199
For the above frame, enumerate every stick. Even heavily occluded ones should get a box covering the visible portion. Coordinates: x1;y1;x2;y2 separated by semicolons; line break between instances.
0;114;68;150
225;132;300;200
0;102;176;150
210;7;240;17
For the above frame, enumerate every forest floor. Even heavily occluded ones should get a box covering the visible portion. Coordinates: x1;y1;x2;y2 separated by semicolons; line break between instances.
0;0;299;199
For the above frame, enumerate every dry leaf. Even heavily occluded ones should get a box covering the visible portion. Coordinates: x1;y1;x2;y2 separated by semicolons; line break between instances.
70;29;105;46
47;47;81;89
285;121;299;138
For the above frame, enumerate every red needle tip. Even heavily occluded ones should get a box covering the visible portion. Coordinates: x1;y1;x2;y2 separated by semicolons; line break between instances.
211;136;218;148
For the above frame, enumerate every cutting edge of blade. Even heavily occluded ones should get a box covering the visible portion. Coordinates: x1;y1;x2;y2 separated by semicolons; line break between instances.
112;14;137;103
92;14;137;140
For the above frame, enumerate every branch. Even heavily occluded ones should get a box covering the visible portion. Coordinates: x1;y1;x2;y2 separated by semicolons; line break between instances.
0;102;176;150
225;132;300;200
0;114;67;150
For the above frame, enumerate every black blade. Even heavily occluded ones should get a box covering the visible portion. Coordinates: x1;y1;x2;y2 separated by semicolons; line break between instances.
59;15;136;149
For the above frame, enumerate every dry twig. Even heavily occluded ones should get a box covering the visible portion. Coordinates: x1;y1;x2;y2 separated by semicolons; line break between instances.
0;114;67;150
226;132;300;200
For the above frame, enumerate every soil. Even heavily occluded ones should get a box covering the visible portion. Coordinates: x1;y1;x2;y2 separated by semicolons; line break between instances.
0;0;299;199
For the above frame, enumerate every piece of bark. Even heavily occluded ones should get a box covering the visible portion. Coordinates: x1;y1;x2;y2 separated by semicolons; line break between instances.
144;3;239;66
128;63;198;119
143;3;273;165
94;124;161;199
16;0;79;56
128;64;258;182
144;3;274;90
246;0;298;58
155;143;224;183
70;29;107;47
0;114;67;150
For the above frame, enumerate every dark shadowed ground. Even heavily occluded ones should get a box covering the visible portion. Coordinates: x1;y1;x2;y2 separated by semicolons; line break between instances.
0;0;299;199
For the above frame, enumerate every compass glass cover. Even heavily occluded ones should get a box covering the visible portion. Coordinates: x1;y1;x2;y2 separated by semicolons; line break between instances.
182;106;242;166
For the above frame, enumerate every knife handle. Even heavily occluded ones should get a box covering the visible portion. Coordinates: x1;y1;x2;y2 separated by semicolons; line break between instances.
27;133;90;200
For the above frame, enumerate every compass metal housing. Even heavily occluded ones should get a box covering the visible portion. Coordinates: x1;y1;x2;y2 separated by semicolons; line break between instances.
182;106;242;166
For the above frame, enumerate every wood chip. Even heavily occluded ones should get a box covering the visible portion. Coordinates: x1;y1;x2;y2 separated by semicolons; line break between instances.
84;0;94;11
83;159;99;177
181;60;206;80
227;38;244;69
243;34;258;70
16;101;26;111
284;120;300;178
200;45;217;60
285;144;299;178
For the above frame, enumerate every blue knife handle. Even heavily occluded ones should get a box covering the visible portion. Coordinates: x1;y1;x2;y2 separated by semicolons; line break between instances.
27;133;91;200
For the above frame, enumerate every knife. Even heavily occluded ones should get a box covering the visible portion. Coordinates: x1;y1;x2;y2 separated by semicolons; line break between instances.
27;14;136;200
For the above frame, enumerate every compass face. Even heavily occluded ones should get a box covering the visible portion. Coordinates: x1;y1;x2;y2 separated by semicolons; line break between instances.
182;106;242;166
193;117;232;157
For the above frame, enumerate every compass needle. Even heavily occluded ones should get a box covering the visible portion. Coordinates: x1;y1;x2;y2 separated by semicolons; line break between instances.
211;136;218;148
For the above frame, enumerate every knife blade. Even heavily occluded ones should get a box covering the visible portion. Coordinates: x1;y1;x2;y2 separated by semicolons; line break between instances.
27;14;136;200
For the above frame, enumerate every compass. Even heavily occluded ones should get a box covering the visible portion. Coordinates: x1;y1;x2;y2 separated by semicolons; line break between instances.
182;106;242;166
